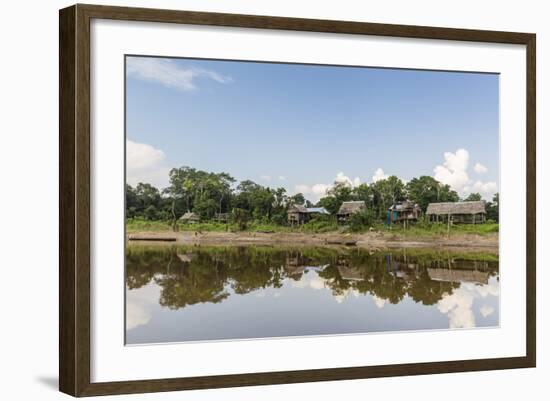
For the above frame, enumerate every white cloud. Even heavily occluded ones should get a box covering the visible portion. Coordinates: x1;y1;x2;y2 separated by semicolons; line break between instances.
333;288;360;304
127;57;232;91
311;183;332;195
294;172;359;202
433;148;470;194
437;287;476;329
126;284;159;331
470;280;500;298
126;139;170;189
480;305;495;318
127;139;165;170
289;279;306;289
294;184;312;194
463;180;498;200
372;296;386;309
372;168;388;183
126;302;151;330
309;276;327;290
278;176;286;181
474;162;488;174
433;149;497;200
260;175;272;182
437;278;499;329
335;172;361;187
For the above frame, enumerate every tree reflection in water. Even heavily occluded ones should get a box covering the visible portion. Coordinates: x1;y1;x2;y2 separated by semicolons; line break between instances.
126;245;499;310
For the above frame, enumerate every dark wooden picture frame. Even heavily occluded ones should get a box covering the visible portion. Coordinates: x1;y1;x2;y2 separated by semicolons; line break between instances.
59;3;536;397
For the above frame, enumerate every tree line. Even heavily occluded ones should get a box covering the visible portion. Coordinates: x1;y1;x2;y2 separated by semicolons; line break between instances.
126;166;499;225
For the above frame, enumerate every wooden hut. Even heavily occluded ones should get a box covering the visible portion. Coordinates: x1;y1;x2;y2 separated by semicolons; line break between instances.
337;265;364;281
427;268;489;285
214;212;230;223
287;204;309;225
426;201;486;224
287;205;330;225
179;211;200;224
387;201;422;225
336;201;366;223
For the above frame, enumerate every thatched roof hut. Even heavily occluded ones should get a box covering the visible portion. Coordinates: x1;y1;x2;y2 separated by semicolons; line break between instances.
337;201;366;222
426;201;486;215
426;201;486;224
288;204;308;213
337;201;366;216
179;212;200;223
427;268;489;284
337;265;364;281
287;204;309;225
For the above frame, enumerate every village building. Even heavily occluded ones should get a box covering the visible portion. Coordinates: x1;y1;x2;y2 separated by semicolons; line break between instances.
387;201;422;225
336;201;367;223
427;268;489;285
287;205;330;225
287;204;309;225
179;211;200;224
337;265;364;281
214;212;230;223
426;201;486;224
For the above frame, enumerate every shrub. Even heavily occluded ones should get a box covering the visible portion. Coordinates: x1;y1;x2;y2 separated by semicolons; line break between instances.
302;217;338;233
348;209;375;232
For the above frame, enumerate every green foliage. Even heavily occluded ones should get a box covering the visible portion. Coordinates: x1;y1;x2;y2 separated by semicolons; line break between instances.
369;176;406;219
317;195;341;215
126;165;499;233
486;193;499;222
165;166;236;220
301;216;339;233
405;176;459;212
464;193;482;201
288;192;305;206
388;222;499;237
232;207;249;231
126;218;173;232
348;209;375;232
126;183;169;220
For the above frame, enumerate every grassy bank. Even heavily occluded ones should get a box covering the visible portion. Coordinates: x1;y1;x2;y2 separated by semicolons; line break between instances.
126;218;498;237
126;218;338;234
127;242;499;263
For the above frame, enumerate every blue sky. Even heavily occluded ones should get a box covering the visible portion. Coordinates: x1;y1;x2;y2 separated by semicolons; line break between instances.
126;56;499;201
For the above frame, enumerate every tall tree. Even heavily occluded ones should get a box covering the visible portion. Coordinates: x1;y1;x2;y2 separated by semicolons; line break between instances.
370;176;405;219
288;192;306;206
464;193;482;201
486;192;499;222
166;166;235;220
406;176;459;212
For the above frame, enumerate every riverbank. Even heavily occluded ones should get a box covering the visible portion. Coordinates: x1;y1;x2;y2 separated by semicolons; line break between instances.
127;229;498;252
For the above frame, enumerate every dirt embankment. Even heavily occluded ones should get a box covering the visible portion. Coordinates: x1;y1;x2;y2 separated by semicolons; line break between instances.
128;230;498;253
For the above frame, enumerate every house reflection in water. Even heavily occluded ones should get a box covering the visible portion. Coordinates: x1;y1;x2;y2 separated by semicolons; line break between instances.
427;268;489;285
125;244;500;343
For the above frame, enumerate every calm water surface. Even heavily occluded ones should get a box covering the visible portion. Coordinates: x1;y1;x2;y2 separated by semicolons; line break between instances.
126;245;499;344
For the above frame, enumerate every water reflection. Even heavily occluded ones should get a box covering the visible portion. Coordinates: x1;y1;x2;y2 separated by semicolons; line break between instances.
126;245;499;343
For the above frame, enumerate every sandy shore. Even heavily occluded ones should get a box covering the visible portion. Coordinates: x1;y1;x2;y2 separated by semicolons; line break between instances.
128;230;498;253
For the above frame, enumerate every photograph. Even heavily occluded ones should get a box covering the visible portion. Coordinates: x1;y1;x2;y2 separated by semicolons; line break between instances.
124;55;500;344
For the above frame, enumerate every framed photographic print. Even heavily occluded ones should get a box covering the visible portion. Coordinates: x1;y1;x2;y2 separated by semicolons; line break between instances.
59;4;536;397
